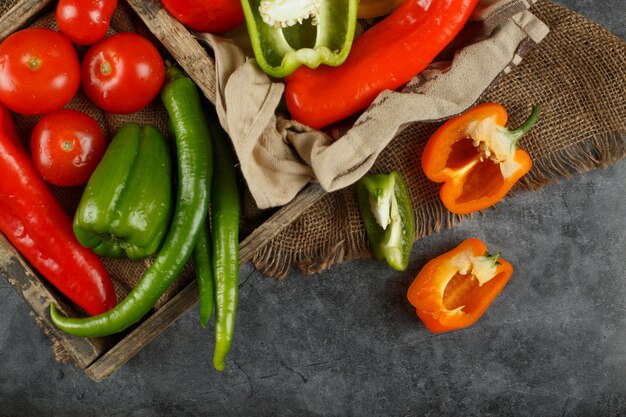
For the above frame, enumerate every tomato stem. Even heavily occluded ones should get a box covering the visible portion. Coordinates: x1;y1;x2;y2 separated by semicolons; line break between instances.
100;60;112;76
27;57;41;70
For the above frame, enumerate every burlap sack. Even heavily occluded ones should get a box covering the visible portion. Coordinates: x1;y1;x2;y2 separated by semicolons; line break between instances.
250;0;626;279
201;0;550;209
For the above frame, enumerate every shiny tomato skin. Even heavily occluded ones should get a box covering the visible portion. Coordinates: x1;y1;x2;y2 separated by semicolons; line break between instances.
82;33;165;114
56;0;118;46
160;0;244;33
0;28;81;116
31;109;106;187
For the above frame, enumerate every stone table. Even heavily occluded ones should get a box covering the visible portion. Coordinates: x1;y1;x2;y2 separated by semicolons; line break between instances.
0;0;624;415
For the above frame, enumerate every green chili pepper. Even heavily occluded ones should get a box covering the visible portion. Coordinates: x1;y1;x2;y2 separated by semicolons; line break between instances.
194;219;214;328
50;66;212;337
356;172;415;272
207;110;240;371
241;0;358;78
73;123;172;260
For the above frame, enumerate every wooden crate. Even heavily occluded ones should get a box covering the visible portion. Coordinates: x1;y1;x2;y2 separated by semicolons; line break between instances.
0;0;327;382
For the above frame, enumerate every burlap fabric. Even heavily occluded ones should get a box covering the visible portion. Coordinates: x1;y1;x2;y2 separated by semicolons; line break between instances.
250;0;626;279
1;1;624;287
202;0;550;209
0;1;19;15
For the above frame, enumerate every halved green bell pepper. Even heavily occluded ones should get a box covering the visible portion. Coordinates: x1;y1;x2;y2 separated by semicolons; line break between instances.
241;0;358;78
356;171;415;271
73;123;173;260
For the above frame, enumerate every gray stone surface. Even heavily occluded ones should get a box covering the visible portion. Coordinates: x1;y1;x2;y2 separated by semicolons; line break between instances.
1;1;624;415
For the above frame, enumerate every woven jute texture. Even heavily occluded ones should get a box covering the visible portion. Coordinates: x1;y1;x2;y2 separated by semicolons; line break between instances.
251;0;626;279
0;1;20;15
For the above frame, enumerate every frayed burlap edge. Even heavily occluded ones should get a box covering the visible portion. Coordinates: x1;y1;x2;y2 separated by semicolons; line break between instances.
251;0;626;280
252;132;625;280
519;132;626;191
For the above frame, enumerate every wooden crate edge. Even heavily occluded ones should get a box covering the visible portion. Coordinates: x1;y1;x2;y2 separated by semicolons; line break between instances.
0;0;52;42
0;234;110;369
85;184;326;381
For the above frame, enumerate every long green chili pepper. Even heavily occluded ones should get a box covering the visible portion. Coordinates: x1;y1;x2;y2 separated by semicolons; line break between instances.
193;219;214;328
207;110;240;371
49;65;212;337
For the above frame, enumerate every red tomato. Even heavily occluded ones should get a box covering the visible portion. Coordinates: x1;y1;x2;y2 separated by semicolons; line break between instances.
0;28;80;116
56;0;118;46
31;109;106;186
82;33;165;114
160;0;244;33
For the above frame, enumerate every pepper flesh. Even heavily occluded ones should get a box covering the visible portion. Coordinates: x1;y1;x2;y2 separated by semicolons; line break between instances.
422;103;539;214
0;103;116;316
407;238;513;333
241;0;358;78
356;172;414;271
73;123;172;260
285;0;479;129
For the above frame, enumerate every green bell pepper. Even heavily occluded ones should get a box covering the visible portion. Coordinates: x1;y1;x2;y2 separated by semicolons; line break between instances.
73;123;173;260
356;172;415;272
241;0;358;78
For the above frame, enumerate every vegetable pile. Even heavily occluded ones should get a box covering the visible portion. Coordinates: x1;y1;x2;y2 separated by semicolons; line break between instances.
0;1;242;370
0;0;544;370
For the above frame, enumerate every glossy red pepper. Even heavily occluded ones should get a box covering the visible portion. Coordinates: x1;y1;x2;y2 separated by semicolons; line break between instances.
284;0;479;129
0;104;116;316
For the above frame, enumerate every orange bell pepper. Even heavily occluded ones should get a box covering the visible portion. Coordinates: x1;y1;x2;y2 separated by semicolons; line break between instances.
421;103;540;214
407;238;513;333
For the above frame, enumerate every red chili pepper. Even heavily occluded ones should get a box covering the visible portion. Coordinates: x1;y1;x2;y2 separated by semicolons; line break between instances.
284;0;479;130
0;104;116;316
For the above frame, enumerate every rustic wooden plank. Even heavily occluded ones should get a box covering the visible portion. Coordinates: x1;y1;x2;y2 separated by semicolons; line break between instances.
239;184;327;264
85;280;199;382
0;0;52;41
123;0;217;104
0;0;328;381
85;184;326;381
0;234;111;369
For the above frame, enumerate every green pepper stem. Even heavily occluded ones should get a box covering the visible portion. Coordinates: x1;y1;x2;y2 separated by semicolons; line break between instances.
484;252;502;266
508;104;541;143
165;64;186;83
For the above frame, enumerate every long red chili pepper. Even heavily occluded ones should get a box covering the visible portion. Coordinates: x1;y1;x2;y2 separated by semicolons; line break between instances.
284;0;479;130
0;104;116;316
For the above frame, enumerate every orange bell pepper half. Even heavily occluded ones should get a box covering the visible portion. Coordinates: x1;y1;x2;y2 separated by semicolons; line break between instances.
421;103;540;214
407;238;513;333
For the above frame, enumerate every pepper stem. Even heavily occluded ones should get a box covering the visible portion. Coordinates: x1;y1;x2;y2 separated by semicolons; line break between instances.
508;104;541;143
484;252;502;266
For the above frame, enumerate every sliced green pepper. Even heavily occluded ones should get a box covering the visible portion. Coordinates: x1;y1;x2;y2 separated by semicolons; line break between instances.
241;0;358;78
73;123;172;260
356;172;415;272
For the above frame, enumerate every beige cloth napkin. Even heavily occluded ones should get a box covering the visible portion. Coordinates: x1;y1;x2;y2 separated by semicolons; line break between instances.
199;0;549;209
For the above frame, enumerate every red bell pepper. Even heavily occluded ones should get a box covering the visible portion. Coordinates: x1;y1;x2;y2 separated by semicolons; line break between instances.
407;238;513;333
0;104;116;316
422;103;539;214
284;0;479;130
